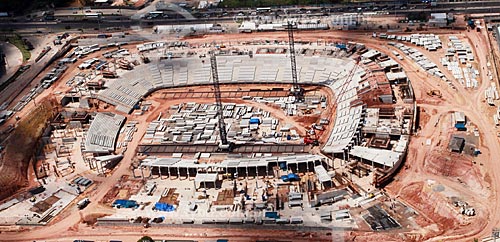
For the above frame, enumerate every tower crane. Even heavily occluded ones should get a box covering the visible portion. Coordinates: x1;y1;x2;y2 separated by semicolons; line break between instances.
332;56;361;111
303;55;360;146
210;52;233;152
287;21;305;103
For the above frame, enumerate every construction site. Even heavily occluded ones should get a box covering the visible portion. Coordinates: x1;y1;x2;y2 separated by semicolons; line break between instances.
1;5;500;241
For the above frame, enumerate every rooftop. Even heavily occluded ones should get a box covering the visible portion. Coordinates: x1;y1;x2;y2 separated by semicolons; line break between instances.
349;146;401;168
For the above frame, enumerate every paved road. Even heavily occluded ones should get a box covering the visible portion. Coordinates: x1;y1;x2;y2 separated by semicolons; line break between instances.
0;36;61;107
0;42;23;87
4;2;500;32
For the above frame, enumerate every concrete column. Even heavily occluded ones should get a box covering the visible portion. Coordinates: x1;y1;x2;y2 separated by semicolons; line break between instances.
102;161;106;175
132;167;137;178
159;166;162;179
187;168;190;180
167;167;171;178
140;167;145;179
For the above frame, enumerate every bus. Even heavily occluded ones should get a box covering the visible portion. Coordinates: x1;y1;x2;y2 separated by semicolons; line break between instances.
148;11;164;18
85;13;102;19
256;7;271;13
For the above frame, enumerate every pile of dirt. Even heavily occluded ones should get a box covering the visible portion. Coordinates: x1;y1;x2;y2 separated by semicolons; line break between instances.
398;182;463;239
424;152;472;177
82;213;112;225
0;99;55;201
424;151;486;194
418;108;432;130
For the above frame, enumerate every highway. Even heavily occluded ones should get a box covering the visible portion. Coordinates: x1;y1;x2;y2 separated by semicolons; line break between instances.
2;1;500;32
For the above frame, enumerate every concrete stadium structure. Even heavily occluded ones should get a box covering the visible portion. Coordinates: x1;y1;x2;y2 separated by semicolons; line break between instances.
96;45;366;157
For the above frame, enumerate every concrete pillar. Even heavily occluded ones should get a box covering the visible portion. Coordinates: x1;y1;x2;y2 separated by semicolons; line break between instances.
159;166;162;179
101;161;106;175
187;168;191;180
140;167;145;179
132;168;137;178
167;167;171;178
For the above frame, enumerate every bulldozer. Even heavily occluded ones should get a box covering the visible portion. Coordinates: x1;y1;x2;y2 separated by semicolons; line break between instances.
427;90;442;98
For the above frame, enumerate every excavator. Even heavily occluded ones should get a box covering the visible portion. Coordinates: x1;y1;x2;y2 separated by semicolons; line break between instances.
426;90;442;98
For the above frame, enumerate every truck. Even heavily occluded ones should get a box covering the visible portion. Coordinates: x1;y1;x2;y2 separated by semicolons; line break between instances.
77;198;90;209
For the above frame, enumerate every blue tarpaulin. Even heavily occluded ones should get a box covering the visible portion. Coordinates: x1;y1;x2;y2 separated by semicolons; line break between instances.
112;199;138;208
455;123;467;131
288;173;300;181
249;117;260;124
155;202;175;212
265;211;280;219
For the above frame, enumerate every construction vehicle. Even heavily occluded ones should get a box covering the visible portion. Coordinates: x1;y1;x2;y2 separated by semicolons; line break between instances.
303;124;323;146
312;123;324;131
427;90;442;98
102;70;117;78
141;54;150;64
304;137;319;146
77;197;90;209
118;59;133;70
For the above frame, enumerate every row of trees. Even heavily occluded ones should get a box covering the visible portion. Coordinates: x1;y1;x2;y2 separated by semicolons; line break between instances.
0;0;75;14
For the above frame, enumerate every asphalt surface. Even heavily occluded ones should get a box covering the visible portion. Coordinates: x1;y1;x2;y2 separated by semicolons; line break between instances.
3;0;500;32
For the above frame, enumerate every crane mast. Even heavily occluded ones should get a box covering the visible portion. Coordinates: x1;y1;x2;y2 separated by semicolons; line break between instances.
287;21;304;102
210;53;232;151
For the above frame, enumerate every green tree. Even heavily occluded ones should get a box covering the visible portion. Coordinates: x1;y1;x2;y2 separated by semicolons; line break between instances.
138;236;153;242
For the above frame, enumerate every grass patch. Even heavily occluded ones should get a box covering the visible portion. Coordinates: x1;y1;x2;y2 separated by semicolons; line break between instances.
4;34;31;62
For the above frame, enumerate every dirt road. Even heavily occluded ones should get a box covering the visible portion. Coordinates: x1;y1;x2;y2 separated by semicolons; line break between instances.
2;28;500;241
